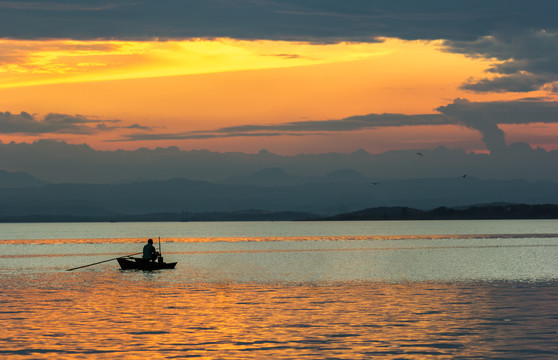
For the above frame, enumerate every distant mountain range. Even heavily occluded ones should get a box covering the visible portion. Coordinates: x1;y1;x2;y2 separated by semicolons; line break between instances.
1;168;558;221
224;168;371;187
0;170;48;188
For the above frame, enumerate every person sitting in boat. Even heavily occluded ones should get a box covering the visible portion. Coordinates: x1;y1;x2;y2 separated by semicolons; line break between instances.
143;239;159;262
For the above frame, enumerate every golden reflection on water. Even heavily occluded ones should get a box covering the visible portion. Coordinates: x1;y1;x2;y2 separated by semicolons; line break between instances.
2;270;557;359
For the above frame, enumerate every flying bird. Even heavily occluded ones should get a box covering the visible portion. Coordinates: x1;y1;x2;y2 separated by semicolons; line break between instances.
462;174;467;178
371;182;379;186
416;152;423;157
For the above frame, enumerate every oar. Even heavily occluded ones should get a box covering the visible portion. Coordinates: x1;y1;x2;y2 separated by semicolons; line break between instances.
66;252;142;271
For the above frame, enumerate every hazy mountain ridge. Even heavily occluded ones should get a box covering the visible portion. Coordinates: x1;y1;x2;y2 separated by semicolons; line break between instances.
0;169;48;188
1;174;557;220
2;141;558;184
223;168;372;187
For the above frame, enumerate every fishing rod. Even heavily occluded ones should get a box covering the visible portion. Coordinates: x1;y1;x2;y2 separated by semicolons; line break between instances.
158;236;163;262
66;252;142;271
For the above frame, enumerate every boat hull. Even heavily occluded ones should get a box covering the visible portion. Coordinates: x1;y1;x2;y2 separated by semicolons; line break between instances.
117;257;177;271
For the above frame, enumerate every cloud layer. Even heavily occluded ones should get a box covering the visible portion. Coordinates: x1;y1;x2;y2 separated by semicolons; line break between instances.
117;113;449;142
0;111;122;134
3;98;556;155
436;98;558;153
114;99;558;154
445;30;558;93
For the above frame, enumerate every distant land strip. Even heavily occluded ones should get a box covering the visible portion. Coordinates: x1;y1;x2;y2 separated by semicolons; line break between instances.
0;210;316;223
1;204;558;223
313;204;558;221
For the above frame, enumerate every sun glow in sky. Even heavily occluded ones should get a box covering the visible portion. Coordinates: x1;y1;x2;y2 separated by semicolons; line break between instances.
0;38;394;88
0;35;555;154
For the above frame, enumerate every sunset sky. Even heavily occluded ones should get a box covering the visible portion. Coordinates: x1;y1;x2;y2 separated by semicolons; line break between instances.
1;0;557;155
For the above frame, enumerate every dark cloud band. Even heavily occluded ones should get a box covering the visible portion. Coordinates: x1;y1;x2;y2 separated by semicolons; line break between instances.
114;99;558;153
0;111;121;134
1;1;556;41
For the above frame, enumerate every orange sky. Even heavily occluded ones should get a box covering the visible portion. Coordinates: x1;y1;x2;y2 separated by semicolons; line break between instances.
0;37;553;153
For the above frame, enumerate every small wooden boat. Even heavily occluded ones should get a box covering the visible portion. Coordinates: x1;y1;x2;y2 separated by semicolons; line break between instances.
117;256;177;271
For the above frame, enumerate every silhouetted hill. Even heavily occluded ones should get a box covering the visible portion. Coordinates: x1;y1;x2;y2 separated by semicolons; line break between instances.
318;204;558;220
318;169;371;184
0;170;48;188
223;168;372;187
224;167;305;187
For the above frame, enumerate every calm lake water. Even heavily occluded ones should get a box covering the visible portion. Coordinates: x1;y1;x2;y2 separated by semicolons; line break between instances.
1;220;558;359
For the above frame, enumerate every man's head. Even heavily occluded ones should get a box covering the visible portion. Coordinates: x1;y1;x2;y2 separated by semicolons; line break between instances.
148;239;153;244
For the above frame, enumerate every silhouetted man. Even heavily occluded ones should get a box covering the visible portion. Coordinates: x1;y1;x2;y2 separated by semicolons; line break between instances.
143;239;159;262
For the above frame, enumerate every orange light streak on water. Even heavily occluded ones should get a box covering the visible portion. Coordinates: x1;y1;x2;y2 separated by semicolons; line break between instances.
2;243;558;260
2;233;558;245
